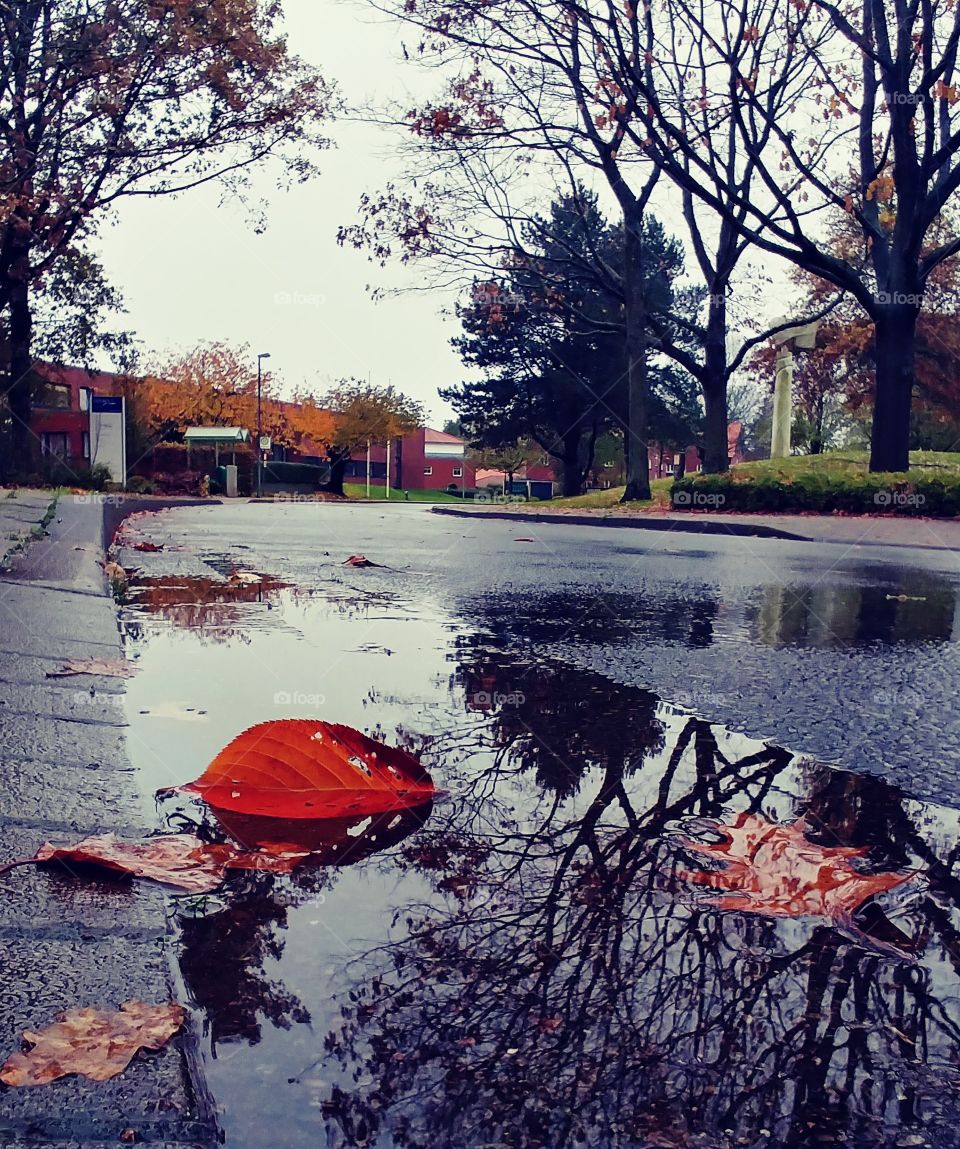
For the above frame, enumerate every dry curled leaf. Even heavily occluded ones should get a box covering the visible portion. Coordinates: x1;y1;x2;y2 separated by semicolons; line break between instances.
172;719;436;819
677;812;914;918
1;1001;184;1086
46;658;138;679
2;833;310;894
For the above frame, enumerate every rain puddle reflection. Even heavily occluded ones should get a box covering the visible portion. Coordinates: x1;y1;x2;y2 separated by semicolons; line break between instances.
117;544;960;1149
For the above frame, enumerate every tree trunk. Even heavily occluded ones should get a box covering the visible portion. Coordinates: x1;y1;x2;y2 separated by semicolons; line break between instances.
561;428;583;496
701;292;730;473
621;211;651;502
702;381;729;476
870;304;916;473
326;453;347;496
7;223;34;477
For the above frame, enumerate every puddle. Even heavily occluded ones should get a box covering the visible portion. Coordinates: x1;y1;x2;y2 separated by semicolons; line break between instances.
115;510;960;1149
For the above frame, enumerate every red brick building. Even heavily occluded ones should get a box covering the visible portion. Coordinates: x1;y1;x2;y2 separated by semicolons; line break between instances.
347;428;476;492
28;364;127;470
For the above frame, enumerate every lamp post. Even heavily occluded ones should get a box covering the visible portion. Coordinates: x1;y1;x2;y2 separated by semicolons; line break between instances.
256;352;271;497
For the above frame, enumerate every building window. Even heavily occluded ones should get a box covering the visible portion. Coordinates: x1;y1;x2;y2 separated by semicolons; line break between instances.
36;382;71;409
41;432;69;459
424;466;433;476
82;432;90;460
452;467;463;478
79;388;92;413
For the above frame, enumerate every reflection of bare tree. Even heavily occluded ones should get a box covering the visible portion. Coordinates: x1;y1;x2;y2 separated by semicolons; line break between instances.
173;805;433;1057
179;884;310;1054
312;651;960;1149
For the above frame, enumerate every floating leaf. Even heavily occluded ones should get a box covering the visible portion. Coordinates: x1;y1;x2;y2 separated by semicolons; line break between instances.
1;1001;184;1086
677;812;915;918
172;719;436;819
46;658;138;679
1;833;310;894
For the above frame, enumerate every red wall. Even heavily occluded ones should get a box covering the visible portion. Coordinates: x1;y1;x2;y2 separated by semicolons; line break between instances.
350;431;476;491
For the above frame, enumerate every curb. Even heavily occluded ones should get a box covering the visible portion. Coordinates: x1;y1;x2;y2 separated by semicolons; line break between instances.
430;506;806;541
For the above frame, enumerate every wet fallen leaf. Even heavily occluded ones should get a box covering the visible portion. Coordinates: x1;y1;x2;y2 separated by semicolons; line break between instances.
1;1001;184;1086
677;812;914;918
103;561;126;583
343;554;382;567
228;569;262;585
171;719;436;819
46;658;138;679
1;833;310;894
513;537;536;542
130;542;163;553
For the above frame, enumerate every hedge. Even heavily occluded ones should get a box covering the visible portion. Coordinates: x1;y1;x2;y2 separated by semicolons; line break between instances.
261;461;330;487
670;472;960;517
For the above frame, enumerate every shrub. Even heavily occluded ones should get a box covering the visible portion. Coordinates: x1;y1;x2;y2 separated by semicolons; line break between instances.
261;461;329;487
670;471;960;517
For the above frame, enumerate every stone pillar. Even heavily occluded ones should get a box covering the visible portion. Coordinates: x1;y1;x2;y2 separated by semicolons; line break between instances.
771;346;794;459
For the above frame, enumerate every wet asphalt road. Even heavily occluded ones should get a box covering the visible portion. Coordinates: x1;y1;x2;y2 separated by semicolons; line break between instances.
126;500;960;809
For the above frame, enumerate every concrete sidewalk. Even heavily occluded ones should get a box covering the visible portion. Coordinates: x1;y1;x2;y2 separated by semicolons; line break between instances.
0;493;216;1147
433;504;960;552
0;488;56;569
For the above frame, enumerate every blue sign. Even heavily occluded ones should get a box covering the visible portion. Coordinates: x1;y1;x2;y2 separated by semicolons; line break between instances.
92;395;123;413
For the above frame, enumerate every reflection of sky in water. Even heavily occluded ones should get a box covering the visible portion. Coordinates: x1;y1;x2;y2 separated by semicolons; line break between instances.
116;515;960;1149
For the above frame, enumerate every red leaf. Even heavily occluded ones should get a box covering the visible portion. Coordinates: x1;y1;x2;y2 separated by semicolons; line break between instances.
677;812;915;918
343;554;382;567
174;720;436;819
6;833;310;894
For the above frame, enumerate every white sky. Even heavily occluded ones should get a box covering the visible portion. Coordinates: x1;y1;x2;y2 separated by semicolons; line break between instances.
95;0;466;425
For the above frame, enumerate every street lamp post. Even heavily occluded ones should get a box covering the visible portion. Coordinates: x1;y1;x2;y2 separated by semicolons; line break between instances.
256;352;271;497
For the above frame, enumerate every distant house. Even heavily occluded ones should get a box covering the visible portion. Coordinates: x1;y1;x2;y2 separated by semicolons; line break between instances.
347;427;477;492
648;421;745;480
475;462;557;500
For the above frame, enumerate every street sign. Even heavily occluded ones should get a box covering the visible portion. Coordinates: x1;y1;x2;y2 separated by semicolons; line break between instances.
259;435;272;451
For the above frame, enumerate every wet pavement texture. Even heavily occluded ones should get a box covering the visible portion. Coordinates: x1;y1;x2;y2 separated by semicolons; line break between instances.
0;498;216;1148
115;502;960;1149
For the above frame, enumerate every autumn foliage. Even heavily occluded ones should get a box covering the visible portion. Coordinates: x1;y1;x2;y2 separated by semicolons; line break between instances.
677;812;914;919
175;719;436;819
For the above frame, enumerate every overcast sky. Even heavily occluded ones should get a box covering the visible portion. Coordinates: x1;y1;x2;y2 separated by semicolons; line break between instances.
95;0;467;426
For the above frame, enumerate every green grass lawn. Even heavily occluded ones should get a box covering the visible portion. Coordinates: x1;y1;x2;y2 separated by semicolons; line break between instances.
343;483;465;503
545;450;960;510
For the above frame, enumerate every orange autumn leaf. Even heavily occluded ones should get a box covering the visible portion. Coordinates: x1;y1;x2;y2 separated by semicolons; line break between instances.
343;554;382;567
46;658;138;679
677;812;914;918
1;1001;184;1086
2;833;310;894
174;719;436;819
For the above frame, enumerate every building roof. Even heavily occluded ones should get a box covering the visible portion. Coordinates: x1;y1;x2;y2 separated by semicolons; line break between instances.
184;427;250;444
424;428;466;445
